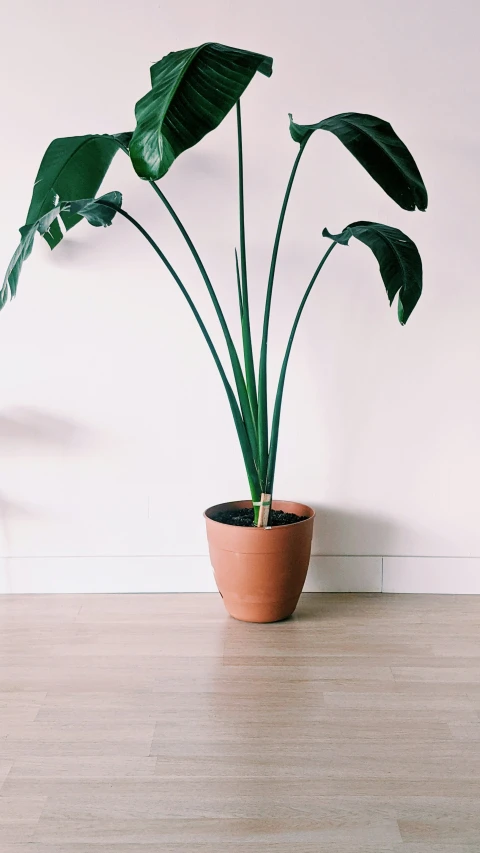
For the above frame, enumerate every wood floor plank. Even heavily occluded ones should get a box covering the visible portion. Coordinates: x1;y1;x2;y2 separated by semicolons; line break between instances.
1;844;468;853
0;845;399;853
0;761;13;788
32;706;469;731
7;756;157;778
150;738;480;778
0;794;46;842
398;808;480;844
32;815;402;845
1;591;480;849
393;666;480;683
0;822;39;843
0;707;40;725
323;691;475;711
448;722;480;740
0;794;46;821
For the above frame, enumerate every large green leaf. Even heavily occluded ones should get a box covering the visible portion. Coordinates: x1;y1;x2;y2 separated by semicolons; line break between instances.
323;221;422;324
290;112;427;212
1;192;122;311
68;191;123;227
130;42;273;180
25;133;130;249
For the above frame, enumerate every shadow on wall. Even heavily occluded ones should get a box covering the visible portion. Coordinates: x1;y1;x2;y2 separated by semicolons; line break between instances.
0;407;93;580
0;406;90;452
310;504;400;556
0;494;40;521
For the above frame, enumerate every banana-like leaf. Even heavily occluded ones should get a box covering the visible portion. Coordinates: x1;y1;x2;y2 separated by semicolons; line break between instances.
2;208;60;308
130;42;273;180
323;221;422;324
25;133;130;249
290;112;427;212
68;190;123;227
2;192;122;311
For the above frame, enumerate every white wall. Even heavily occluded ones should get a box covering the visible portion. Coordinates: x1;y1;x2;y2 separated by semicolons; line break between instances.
0;0;479;593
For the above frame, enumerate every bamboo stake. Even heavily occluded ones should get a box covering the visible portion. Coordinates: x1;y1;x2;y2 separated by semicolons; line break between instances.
257;493;272;528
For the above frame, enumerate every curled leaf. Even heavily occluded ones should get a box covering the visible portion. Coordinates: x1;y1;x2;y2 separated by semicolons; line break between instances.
25;134;130;248
130;42;273;180
290;112;427;212
2;192;122;311
323;221;422;323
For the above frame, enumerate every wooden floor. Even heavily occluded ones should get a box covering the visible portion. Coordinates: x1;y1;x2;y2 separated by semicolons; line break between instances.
1;593;480;851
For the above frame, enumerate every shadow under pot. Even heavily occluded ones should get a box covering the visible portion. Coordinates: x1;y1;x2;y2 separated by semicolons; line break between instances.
204;499;315;623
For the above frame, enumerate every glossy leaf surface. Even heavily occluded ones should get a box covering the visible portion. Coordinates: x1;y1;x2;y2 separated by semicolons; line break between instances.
2;193;122;310
25;134;130;248
68;191;123;227
130;42;272;180
290;112;427;211
323;221;422;323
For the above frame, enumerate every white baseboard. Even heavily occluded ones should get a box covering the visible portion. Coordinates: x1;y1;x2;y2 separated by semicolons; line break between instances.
1;554;479;594
382;556;480;593
0;556;217;594
305;556;382;592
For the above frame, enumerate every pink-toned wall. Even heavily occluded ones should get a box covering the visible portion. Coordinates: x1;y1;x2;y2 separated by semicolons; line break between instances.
0;0;478;592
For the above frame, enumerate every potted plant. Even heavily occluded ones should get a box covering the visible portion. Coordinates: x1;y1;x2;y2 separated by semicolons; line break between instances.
2;42;427;622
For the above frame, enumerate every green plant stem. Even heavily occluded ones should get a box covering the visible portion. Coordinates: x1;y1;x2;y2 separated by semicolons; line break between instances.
235;249;243;319
149;181;259;467
257;139;310;487
236;100;258;426
100;199;261;501
266;241;337;494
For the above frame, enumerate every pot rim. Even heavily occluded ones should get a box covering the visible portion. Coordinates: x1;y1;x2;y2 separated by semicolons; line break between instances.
204;499;315;529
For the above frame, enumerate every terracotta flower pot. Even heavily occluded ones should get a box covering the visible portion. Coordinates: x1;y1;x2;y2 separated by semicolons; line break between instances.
204;499;315;623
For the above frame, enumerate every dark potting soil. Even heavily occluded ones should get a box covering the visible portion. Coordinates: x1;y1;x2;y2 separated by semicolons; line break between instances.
211;508;308;527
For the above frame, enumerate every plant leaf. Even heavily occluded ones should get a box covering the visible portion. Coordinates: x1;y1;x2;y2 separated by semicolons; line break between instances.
25;133;130;249
2;193;122;311
290;112;427;212
68;191;123;227
323;221;422;324
2;207;60;308
322;226;353;246
130;42;273;180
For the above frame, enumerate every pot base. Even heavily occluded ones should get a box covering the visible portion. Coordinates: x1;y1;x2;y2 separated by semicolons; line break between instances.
204;500;315;624
219;594;301;624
